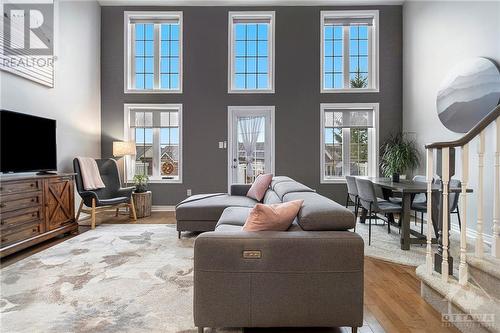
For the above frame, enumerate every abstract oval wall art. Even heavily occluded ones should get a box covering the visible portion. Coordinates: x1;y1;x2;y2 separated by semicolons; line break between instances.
436;57;500;133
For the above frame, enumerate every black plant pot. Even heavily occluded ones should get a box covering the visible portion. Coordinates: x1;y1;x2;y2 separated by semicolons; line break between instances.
392;173;400;183
135;185;148;193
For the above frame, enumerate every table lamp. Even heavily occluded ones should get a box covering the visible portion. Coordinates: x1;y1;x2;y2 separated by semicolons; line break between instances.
113;141;136;186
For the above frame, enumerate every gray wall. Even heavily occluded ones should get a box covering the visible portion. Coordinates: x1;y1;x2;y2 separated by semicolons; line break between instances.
403;1;500;237
101;5;402;205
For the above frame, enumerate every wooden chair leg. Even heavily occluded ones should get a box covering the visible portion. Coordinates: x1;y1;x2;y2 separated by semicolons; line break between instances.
115;207;119;217
75;200;84;221
352;327;358;333
130;198;137;221
91;198;96;229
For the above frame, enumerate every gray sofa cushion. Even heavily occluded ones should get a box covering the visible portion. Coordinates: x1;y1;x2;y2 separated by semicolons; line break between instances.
263;190;281;204
216;207;251;228
283;192;355;231
270;176;294;190
176;194;257;221
274;181;314;200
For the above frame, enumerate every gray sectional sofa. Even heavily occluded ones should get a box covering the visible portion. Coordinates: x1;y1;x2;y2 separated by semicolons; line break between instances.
176;176;364;332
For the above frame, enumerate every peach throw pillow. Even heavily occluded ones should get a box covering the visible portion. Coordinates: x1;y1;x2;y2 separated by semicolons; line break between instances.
242;200;304;231
246;173;273;201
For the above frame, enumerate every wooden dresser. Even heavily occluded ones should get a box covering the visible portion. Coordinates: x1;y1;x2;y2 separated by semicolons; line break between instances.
0;173;77;258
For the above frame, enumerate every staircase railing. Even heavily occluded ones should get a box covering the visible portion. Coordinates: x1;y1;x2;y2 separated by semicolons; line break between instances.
425;104;500;284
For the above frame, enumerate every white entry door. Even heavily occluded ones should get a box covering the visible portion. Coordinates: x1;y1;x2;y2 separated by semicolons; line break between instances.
228;106;275;187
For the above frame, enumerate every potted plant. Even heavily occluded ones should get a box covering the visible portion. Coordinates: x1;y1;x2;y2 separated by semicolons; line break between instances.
380;133;420;182
133;174;149;193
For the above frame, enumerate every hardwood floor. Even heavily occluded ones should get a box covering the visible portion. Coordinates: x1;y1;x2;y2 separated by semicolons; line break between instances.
0;211;459;333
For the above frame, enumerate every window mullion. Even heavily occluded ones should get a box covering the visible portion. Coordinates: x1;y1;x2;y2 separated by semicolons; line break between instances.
152;127;161;178
368;26;372;89
154;24;160;89
343;128;351;176
343;25;349;89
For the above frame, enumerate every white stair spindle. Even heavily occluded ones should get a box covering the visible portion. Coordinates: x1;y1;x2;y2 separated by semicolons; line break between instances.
476;131;485;258
493;117;500;258
426;148;434;275
459;144;469;285
441;147;450;282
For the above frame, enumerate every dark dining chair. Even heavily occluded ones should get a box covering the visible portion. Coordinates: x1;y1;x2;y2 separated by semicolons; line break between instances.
356;178;403;245
345;176;360;231
73;158;137;229
412;178;462;236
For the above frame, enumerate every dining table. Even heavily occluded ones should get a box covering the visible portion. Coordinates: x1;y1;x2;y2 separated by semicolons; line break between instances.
359;177;472;251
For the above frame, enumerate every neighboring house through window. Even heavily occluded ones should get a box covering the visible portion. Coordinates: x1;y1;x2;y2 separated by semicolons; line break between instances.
320;103;379;183
124;11;182;93
228;11;275;93
321;10;379;92
124;104;183;183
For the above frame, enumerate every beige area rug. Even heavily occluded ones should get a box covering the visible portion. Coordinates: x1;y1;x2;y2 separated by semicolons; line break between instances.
0;224;239;333
355;219;488;268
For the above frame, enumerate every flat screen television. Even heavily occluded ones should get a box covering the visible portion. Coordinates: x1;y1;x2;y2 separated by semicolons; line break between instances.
0;110;57;173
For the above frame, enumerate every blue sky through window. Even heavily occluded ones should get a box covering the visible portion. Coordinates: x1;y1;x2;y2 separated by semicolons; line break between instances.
135;24;154;89
234;23;269;89
323;25;343;89
160;23;180;90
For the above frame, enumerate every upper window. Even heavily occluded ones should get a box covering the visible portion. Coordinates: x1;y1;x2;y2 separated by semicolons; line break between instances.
320;103;379;183
228;12;275;93
124;12;183;93
124;104;183;183
321;10;379;93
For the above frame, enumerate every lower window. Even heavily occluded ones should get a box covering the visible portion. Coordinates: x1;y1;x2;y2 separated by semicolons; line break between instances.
124;104;182;183
320;103;378;182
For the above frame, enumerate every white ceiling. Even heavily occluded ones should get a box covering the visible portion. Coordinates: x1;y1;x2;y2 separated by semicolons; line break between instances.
98;0;404;6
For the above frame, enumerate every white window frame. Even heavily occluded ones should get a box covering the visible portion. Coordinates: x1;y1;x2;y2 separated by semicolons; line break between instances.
124;103;183;184
124;11;183;94
320;103;379;184
228;11;275;94
320;10;379;93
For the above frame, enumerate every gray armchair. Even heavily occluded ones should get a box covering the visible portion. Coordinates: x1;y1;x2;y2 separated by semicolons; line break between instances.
73;158;137;229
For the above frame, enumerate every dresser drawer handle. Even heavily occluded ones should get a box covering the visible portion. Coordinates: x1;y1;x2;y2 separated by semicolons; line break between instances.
32;228;37;232
32;213;37;217
0;221;4;225
31;198;35;202
0;203;5;208
30;183;35;187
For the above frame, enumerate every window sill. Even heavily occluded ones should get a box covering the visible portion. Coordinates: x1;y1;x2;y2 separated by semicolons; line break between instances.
321;178;347;184
228;88;275;94
321;88;379;94
127;179;182;184
124;89;183;94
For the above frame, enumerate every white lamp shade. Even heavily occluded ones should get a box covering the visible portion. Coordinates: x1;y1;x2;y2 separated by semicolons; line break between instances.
113;141;136;157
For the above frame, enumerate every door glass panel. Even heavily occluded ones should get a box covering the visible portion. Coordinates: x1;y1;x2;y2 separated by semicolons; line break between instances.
235;115;266;184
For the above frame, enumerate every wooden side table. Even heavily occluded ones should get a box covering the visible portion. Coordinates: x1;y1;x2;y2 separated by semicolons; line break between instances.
131;191;152;218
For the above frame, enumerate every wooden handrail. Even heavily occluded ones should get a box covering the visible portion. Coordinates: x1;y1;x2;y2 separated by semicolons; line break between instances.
426;104;500;149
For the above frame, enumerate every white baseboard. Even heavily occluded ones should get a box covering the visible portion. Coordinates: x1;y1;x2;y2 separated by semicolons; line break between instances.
151;205;175;212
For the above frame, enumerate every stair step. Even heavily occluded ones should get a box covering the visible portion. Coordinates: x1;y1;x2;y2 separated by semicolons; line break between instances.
467;254;500;300
416;264;500;333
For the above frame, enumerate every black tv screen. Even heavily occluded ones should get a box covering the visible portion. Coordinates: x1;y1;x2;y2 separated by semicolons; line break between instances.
1;110;57;173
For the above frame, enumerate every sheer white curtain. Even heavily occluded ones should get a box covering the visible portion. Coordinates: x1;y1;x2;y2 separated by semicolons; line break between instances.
238;116;264;180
